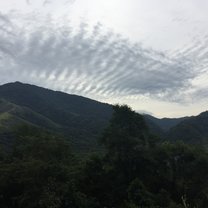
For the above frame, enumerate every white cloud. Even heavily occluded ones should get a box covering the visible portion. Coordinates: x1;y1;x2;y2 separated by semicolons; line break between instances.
0;0;208;117
0;13;206;102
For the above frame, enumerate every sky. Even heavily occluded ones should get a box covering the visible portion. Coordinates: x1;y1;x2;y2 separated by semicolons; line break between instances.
0;0;208;117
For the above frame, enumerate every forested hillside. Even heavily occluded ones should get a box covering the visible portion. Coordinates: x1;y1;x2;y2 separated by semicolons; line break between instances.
1;82;208;150
0;82;113;150
167;111;208;145
0;105;208;208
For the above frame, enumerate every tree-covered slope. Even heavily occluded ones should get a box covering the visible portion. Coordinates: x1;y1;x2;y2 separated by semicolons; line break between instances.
0;104;208;207
0;98;63;147
78;105;208;208
0;82;113;149
167;111;208;145
0;99;60;130
1;82;208;149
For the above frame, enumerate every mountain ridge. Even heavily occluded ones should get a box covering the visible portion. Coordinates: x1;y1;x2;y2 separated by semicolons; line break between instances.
0;82;208;148
167;110;208;145
0;82;113;150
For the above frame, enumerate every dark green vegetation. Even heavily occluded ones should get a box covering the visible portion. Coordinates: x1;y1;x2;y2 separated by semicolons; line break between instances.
167;111;208;145
0;82;208;207
0;82;208;148
0;82;113;150
144;113;208;146
1;105;208;208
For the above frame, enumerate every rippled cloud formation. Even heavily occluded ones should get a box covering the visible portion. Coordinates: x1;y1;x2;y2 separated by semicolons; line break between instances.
0;12;207;105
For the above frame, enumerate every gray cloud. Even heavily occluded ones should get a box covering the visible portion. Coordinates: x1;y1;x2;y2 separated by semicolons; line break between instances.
0;12;207;103
192;87;208;102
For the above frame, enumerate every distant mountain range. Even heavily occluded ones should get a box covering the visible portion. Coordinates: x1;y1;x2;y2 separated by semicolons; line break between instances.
0;82;207;149
144;112;208;146
143;114;188;132
166;111;208;145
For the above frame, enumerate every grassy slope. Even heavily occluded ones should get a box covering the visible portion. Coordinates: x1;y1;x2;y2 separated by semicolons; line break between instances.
0;99;60;131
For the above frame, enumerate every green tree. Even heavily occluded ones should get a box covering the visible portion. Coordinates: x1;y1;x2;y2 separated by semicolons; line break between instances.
0;127;78;208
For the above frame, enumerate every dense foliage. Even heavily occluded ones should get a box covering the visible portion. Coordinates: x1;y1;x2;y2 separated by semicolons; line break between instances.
79;105;208;207
0;105;208;207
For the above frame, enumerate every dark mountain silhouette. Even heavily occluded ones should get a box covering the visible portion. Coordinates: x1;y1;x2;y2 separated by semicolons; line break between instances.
167;111;208;145
144;113;208;145
0;82;208;149
143;114;188;132
0;82;113;150
143;115;164;137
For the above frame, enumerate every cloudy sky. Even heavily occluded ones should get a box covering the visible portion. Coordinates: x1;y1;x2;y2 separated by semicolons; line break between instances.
0;0;208;117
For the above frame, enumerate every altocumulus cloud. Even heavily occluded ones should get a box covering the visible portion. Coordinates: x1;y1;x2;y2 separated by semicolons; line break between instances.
0;12;207;103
